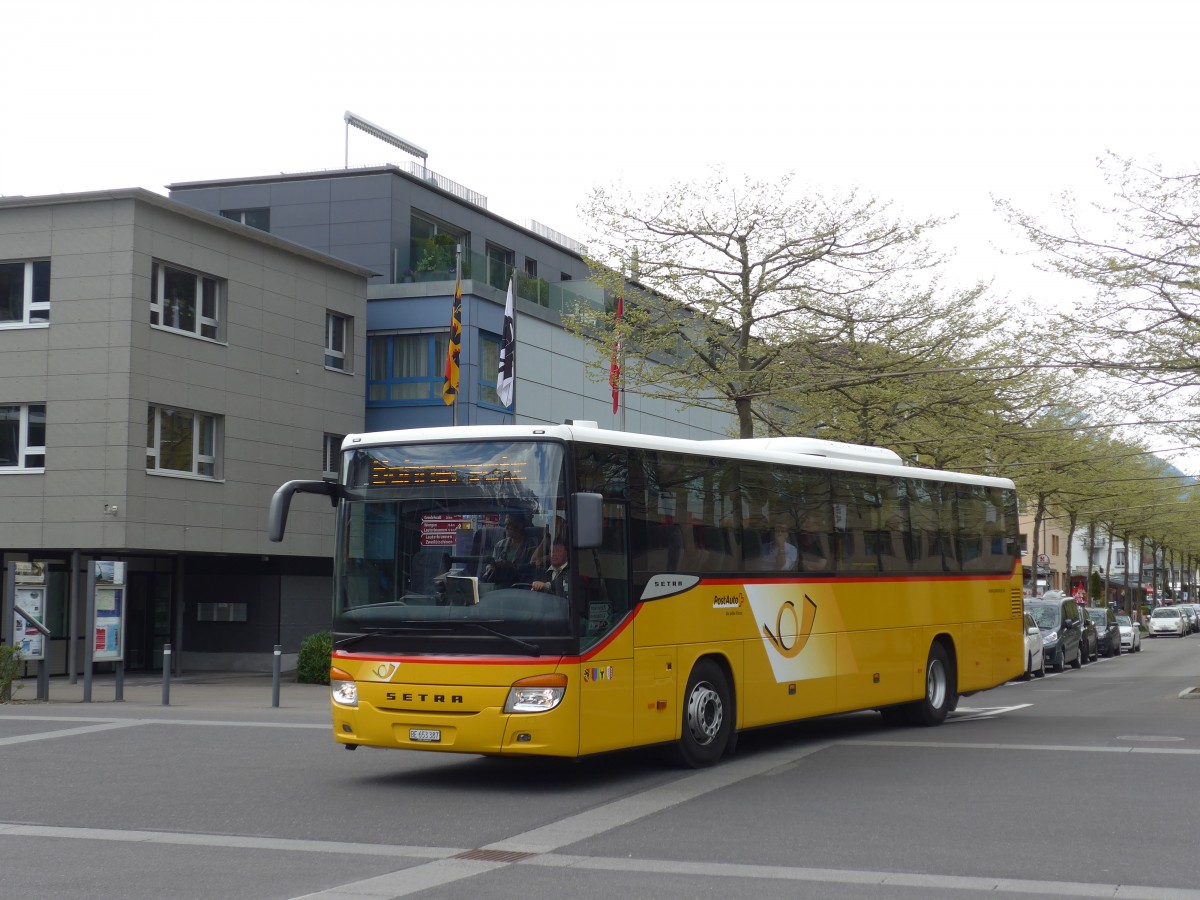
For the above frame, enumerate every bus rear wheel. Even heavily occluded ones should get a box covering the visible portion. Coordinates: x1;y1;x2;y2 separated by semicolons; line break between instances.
675;659;733;768
906;642;955;727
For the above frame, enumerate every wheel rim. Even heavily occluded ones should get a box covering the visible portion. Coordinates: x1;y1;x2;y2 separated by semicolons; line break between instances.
926;658;947;709
686;681;724;746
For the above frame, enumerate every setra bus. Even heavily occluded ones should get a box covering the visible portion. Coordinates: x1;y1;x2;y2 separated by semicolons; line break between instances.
268;421;1024;767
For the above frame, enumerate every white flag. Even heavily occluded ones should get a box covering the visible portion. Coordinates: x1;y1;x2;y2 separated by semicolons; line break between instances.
497;277;516;407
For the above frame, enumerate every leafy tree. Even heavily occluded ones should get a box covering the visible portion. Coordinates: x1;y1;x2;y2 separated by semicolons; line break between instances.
575;171;978;439
999;153;1200;434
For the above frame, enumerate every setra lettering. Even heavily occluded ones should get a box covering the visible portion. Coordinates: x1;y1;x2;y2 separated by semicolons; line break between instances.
394;692;464;704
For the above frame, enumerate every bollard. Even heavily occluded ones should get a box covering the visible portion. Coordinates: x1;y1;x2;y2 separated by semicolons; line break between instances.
115;661;124;702
272;644;282;708
162;644;171;706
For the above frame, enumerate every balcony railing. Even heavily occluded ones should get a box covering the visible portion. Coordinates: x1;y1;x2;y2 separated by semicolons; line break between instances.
398;246;606;314
407;163;487;209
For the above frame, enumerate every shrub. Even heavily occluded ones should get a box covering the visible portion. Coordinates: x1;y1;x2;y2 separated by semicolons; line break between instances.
0;644;22;703
296;631;332;685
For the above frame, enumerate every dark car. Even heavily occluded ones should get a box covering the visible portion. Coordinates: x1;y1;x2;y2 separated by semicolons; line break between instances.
1026;596;1085;672
1079;605;1100;663
1087;606;1122;657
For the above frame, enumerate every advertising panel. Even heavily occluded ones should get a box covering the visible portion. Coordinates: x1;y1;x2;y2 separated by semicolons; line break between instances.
93;561;127;662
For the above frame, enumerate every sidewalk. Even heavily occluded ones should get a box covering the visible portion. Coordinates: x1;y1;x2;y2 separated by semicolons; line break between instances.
3;671;331;713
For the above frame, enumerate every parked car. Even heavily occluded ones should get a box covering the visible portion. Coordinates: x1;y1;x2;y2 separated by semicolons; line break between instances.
1022;611;1046;678
1079;605;1099;663
1179;604;1200;635
1088;606;1122;657
1116;614;1142;653
1026;596;1085;672
1149;605;1187;637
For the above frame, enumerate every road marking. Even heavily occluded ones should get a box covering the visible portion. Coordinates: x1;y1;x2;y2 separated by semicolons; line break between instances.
0;822;462;859
950;703;1031;721
0;713;327;741
6;819;1200;900
845;738;1200;755
0;720;146;746
526;853;1200;898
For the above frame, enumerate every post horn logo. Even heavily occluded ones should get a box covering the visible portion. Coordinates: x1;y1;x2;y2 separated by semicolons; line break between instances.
371;662;398;680
762;595;818;658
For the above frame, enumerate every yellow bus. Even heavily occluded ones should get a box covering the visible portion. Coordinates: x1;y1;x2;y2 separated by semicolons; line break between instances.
269;422;1024;767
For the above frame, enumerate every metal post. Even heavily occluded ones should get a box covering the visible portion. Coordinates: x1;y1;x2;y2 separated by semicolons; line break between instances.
272;644;281;708
83;560;95;703
37;658;48;702
68;550;80;684
114;660;124;702
161;644;171;706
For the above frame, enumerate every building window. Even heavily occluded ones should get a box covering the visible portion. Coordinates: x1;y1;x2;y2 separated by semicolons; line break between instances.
220;208;270;231
1051;535;1060;555
478;333;502;407
486;242;514;291
151;262;223;340
1115;549;1127;568
147;406;219;478
325;312;352;371
323;433;344;477
409;213;466;279
524;257;537;278
367;332;450;405
0;403;46;470
0;260;50;327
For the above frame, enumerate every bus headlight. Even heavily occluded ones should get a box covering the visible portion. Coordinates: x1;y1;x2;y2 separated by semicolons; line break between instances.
504;673;567;713
331;667;358;707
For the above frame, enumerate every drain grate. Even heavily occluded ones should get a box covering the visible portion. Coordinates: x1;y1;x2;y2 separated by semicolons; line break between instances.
454;849;536;863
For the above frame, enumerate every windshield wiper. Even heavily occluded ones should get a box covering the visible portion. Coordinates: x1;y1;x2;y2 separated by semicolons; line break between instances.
335;626;450;650
335;622;541;655
458;622;541;656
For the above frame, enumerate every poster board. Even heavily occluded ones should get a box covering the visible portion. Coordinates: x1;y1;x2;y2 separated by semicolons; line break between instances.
12;585;47;661
93;561;126;662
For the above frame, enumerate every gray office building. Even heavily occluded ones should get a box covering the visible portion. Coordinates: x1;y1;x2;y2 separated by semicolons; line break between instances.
0;189;370;674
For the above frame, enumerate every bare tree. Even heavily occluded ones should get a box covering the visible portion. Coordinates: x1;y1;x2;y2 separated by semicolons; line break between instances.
574;170;979;439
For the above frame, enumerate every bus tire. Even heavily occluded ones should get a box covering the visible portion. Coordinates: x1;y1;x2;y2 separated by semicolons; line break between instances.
907;642;955;727
675;659;733;768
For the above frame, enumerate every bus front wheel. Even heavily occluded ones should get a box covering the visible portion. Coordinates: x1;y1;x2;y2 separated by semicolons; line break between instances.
675;659;733;768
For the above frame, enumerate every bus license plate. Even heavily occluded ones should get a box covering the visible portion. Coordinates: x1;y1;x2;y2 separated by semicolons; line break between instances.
409;728;441;743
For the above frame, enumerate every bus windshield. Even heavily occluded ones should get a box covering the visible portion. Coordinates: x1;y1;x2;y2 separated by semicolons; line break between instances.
335;439;573;649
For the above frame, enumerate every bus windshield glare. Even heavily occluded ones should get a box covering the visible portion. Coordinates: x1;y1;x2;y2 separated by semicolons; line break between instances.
335;440;572;646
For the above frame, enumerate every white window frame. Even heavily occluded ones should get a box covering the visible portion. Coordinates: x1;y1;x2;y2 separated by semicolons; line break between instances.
326;312;351;372
150;261;223;341
146;405;220;479
0;403;46;472
322;433;344;477
0;260;50;328
220;208;270;231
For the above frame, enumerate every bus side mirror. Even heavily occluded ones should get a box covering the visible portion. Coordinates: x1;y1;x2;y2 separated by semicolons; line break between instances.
572;492;604;549
268;479;338;542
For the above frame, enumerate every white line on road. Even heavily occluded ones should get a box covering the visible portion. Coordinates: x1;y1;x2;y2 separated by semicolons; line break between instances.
5;818;1200;900
0;720;146;746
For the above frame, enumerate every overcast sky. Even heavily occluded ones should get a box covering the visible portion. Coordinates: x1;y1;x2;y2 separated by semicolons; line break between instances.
6;0;1199;457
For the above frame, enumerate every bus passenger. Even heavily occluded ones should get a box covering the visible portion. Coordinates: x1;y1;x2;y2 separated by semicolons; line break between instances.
485;513;534;585
759;522;798;571
532;538;569;597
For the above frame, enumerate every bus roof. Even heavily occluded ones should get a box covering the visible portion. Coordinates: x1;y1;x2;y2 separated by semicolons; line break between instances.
342;423;1015;490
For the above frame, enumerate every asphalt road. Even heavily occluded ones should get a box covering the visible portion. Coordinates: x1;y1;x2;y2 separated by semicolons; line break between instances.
3;634;1200;900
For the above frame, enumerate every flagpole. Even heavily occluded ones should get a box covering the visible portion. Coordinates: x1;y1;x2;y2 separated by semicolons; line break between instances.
453;247;461;426
509;269;517;422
